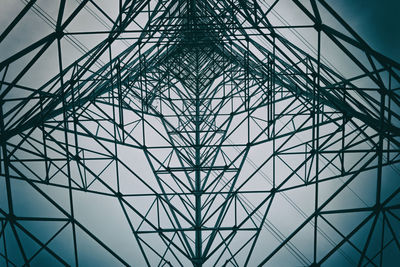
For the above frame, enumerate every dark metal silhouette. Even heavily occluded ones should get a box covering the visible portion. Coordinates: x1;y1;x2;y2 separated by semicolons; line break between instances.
1;0;399;266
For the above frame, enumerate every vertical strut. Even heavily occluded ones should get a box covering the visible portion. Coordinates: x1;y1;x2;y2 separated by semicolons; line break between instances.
194;47;203;266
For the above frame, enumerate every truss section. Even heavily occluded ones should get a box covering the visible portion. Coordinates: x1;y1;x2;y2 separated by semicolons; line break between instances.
1;0;400;266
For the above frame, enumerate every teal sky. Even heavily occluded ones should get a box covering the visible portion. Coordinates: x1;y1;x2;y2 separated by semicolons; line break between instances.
330;0;400;62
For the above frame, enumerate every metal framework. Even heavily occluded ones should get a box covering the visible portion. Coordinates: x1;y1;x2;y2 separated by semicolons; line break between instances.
1;0;400;266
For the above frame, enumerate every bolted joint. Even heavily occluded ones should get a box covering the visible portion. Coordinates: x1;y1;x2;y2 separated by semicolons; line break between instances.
311;72;318;79
193;224;202;231
314;22;323;32
373;203;383;214
55;27;64;39
192;258;204;266
7;213;16;223
192;190;203;197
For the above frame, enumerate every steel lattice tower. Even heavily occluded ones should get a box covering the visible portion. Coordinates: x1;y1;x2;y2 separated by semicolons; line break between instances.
1;0;400;266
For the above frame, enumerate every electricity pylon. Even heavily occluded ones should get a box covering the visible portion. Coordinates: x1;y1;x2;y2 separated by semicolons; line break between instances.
1;0;400;266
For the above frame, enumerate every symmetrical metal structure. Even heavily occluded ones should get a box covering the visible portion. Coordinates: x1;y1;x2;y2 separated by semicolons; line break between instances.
1;0;400;266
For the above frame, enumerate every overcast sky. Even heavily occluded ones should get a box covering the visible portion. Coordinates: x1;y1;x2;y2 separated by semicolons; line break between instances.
331;0;400;62
0;1;399;266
